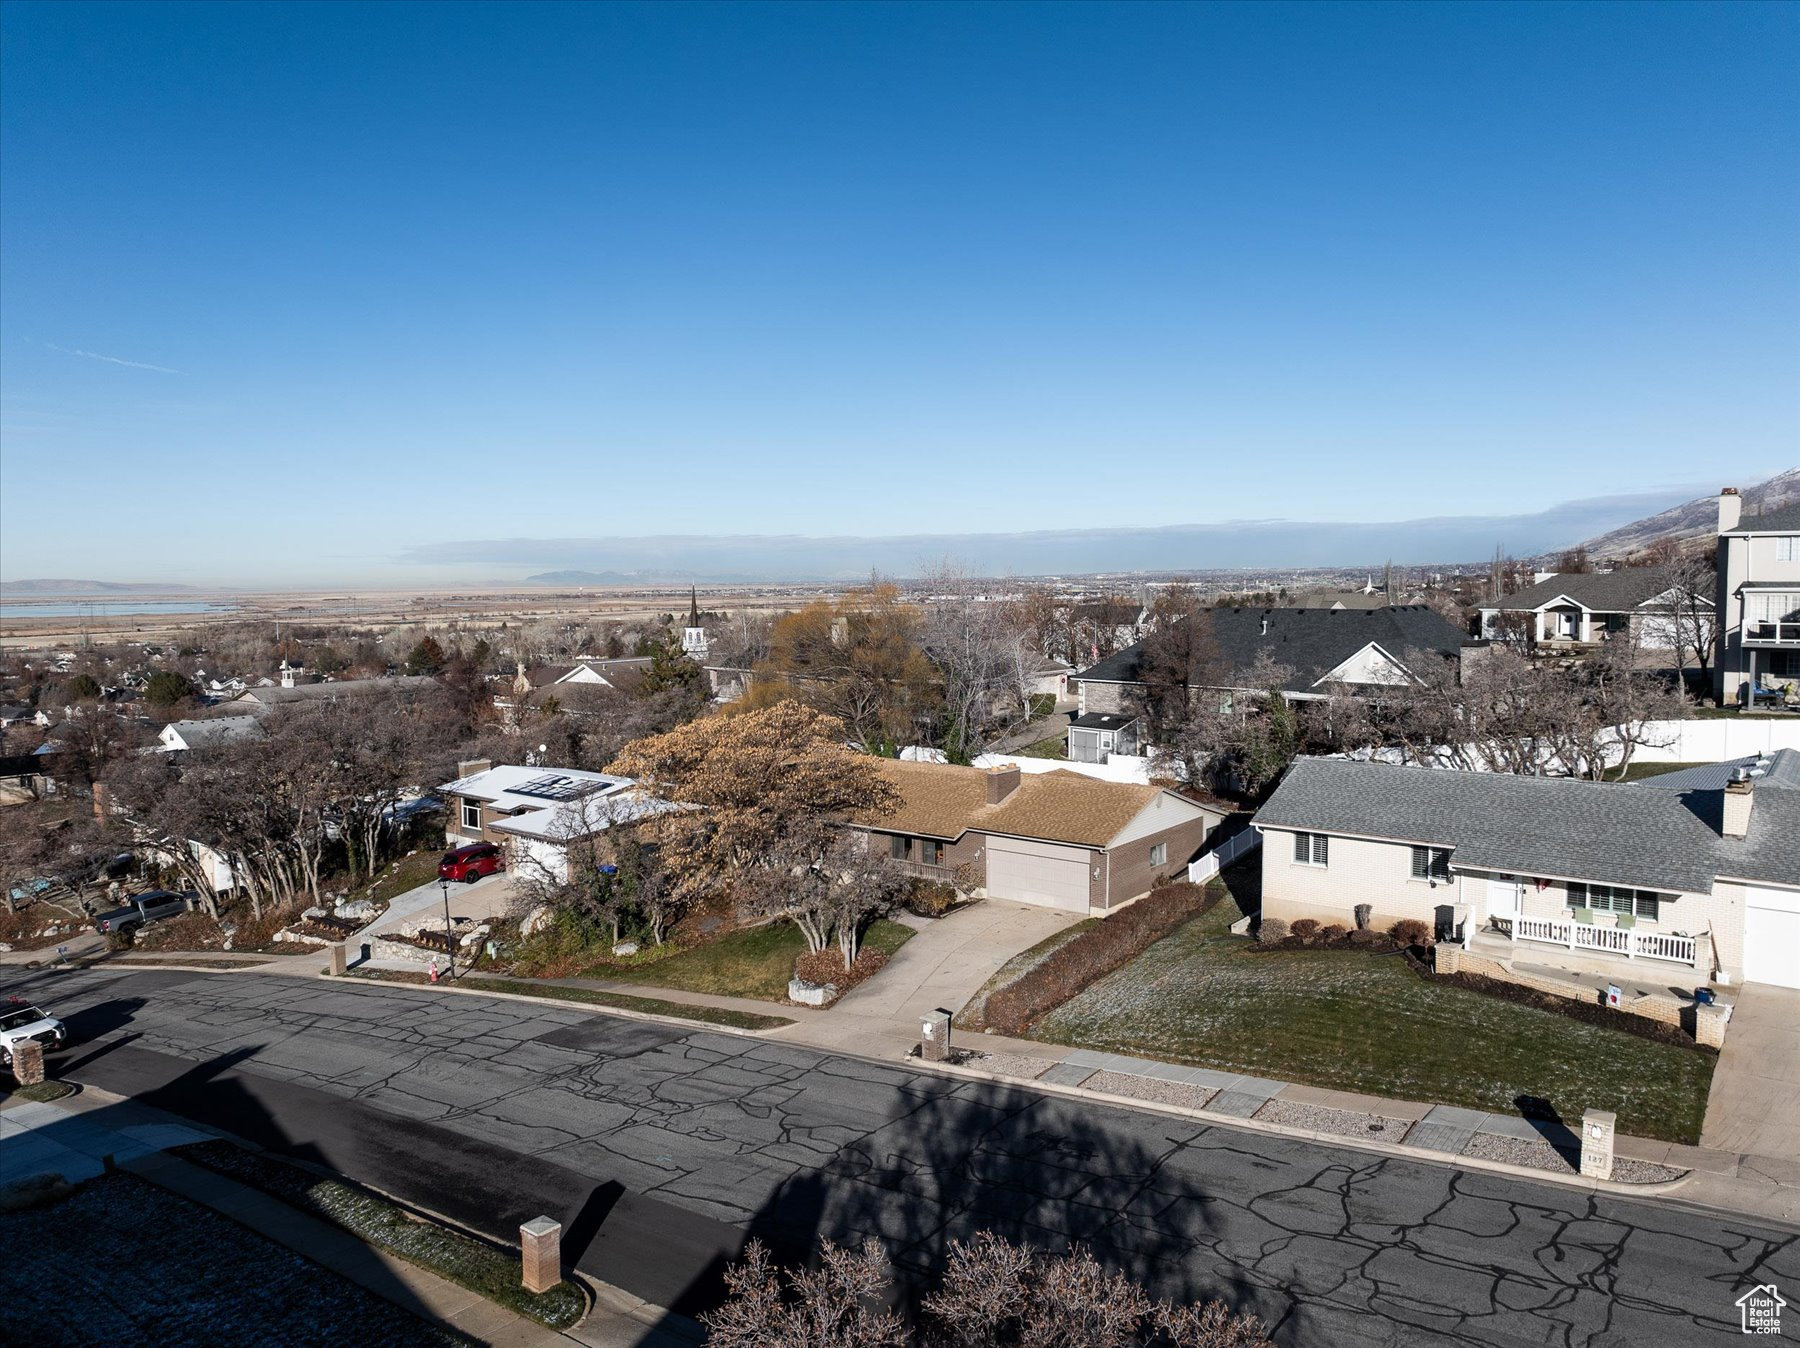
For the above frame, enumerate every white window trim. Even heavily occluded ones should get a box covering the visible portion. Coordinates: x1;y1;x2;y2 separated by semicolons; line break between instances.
1150;842;1167;867
460;799;481;831
1409;845;1452;883
1292;832;1329;868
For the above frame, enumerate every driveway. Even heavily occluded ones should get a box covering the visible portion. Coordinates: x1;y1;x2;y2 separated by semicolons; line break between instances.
1700;983;1800;1160
795;898;1080;1055
361;872;514;939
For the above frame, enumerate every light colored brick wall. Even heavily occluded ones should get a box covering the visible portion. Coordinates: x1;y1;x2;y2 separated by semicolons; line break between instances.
1260;828;1446;931
1437;945;1688;1028
1079;682;1129;715
1504;870;1738;981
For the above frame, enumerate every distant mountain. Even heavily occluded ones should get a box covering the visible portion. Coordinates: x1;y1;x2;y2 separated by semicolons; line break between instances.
1577;468;1800;559
406;488;1708;583
0;578;207;596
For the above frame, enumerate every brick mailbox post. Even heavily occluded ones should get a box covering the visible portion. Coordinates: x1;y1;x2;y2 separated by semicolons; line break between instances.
1579;1109;1616;1181
11;1039;46;1086
329;943;348;977
920;1009;952;1063
520;1216;562;1294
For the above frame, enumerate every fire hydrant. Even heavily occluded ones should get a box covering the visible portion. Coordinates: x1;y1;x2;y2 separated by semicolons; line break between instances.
428;958;440;984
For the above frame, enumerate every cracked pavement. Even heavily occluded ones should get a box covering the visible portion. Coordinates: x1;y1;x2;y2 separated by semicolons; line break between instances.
10;965;1795;1346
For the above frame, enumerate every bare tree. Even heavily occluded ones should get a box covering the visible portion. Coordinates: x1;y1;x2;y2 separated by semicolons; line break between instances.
742;827;907;969
919;563;1033;761
1661;550;1717;686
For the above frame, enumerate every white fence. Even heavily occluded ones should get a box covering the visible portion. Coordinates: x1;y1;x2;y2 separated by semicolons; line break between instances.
900;746;1154;784
1188;828;1261;884
1613;719;1800;764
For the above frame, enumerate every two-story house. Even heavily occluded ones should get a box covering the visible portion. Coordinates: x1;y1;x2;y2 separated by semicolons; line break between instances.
1715;487;1800;706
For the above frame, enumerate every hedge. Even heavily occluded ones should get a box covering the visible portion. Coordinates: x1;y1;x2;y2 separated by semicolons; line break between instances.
983;881;1217;1036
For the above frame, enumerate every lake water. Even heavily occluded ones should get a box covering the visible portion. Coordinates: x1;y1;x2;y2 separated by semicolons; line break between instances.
0;601;241;619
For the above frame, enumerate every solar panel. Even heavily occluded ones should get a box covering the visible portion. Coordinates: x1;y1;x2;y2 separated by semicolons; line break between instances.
510;774;602;801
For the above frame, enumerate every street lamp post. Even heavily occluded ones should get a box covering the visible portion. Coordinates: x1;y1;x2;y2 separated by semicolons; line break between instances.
438;876;456;980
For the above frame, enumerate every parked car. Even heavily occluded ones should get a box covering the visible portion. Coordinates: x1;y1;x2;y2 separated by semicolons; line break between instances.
91;889;194;936
438;842;504;884
0;1000;68;1069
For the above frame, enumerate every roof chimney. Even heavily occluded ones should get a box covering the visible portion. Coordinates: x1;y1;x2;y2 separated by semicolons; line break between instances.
1719;487;1742;534
457;758;493;781
1722;770;1754;839
985;763;1021;805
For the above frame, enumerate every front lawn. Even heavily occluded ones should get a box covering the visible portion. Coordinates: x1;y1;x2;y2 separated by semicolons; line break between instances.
1031;897;1716;1143
603;919;916;1001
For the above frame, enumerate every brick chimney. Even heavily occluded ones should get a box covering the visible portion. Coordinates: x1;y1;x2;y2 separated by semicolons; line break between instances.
1721;772;1754;839
457;759;493;781
985;764;1021;804
1718;486;1742;534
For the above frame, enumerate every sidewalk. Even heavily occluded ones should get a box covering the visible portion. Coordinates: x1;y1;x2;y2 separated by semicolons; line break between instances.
1;1086;700;1347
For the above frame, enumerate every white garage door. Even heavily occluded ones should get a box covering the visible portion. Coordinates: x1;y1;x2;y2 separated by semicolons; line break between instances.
986;837;1091;913
1744;886;1800;990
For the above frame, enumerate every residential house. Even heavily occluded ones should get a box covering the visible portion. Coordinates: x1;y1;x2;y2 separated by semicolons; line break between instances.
233;675;438;713
1066;713;1140;765
0;704;37;729
1254;753;1800;990
852;759;1222;914
1714;487;1800;705
1477;566;1703;653
439;760;688;884
1074;606;1470;722
156;716;266;755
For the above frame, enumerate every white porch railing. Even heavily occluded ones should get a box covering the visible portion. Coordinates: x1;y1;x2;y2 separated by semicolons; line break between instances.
1503;915;1696;966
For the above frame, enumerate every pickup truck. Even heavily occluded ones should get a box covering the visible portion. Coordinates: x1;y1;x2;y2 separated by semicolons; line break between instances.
92;889;195;936
0;1000;68;1069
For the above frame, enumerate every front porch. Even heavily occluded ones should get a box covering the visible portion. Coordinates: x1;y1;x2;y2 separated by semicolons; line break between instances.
1487;913;1700;968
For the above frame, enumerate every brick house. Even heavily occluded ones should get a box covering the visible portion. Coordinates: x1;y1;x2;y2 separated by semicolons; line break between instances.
853;760;1223;915
1254;753;1800;991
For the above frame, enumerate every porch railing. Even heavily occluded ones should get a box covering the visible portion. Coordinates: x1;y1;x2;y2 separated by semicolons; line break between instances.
1504;915;1696;965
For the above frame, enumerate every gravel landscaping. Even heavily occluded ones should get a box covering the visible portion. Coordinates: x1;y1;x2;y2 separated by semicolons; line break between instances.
1082;1070;1218;1111
1462;1132;1687;1184
0;1172;465;1347
961;1050;1065;1079
1254;1097;1412;1142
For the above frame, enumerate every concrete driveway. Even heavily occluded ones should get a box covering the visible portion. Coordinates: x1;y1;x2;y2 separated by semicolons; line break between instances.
1701;983;1800;1160
795;897;1081;1056
362;872;515;939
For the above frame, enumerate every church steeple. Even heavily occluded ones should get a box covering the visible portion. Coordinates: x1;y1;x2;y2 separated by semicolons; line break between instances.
682;587;710;662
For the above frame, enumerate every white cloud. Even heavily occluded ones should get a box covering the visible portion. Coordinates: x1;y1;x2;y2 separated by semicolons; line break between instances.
49;344;183;374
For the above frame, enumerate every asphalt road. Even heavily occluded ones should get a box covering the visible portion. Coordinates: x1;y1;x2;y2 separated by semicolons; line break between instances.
8;964;1796;1347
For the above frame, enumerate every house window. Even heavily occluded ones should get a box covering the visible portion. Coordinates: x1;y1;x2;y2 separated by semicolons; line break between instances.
1410;846;1451;882
1777;536;1799;562
460;800;481;832
921;840;944;867
889;835;908;861
1150;843;1167;867
1292;832;1329;867
1568;882;1660;920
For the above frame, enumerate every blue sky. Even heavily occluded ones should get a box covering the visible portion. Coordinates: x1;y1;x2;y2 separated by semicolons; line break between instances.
1;1;1795;585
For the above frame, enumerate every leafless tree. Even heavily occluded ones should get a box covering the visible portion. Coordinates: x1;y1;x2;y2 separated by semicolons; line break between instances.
741;825;907;969
919;563;1036;760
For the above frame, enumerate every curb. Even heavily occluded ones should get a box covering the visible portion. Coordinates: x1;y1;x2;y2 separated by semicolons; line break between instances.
914;1055;1698;1201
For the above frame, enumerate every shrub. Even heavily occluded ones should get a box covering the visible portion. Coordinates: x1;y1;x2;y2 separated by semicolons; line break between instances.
952;861;982;896
1256;917;1288;945
903;881;957;919
984;882;1214;1035
1289;918;1320;940
793;946;889;994
1347;928;1380;947
1389;918;1433;948
1321;923;1348;942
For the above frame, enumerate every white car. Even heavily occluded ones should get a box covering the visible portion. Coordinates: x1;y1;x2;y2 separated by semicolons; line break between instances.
0;1001;68;1069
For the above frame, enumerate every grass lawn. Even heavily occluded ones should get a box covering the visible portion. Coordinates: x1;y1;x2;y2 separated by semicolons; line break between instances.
956;919;1098;1029
1031;897;1716;1143
604;919;916;1001
1014;734;1069;760
1606;761;1712;782
352;848;445;907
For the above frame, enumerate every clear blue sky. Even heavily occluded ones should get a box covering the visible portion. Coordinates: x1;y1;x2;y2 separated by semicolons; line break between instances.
1;1;1795;585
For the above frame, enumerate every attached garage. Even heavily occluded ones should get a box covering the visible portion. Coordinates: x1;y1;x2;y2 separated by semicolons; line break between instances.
1743;885;1800;990
986;836;1092;913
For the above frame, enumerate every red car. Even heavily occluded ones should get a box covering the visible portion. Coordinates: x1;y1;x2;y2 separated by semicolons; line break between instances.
439;842;504;884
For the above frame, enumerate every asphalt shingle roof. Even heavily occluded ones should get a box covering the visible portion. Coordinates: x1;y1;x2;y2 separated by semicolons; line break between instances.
1076;606;1467;694
1632;749;1800;889
1485;567;1684;614
1257;756;1800;895
858;759;1201;848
